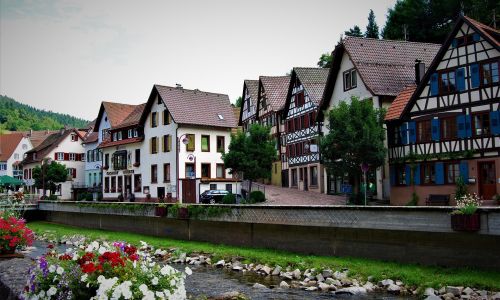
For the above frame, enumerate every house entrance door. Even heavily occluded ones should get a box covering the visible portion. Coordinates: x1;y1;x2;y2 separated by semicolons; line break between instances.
124;175;132;199
478;161;497;200
181;179;196;203
303;167;308;191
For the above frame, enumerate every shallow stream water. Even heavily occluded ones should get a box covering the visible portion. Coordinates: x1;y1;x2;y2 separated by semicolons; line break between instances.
28;240;415;300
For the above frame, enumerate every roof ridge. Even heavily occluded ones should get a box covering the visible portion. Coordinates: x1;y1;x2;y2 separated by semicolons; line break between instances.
344;36;442;46
154;84;228;97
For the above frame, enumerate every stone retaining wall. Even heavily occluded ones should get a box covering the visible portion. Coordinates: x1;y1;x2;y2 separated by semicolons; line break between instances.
36;203;500;270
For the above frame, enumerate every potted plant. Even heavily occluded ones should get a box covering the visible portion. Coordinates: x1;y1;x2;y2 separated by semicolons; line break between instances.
451;193;481;231
0;210;34;255
494;194;500;205
169;202;189;219
155;203;167;217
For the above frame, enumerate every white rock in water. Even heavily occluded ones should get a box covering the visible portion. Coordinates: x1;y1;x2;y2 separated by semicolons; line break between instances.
253;283;267;289
335;287;367;295
272;265;282;276
215;260;225;267
378;279;394;287
279;281;289;289
387;284;401;294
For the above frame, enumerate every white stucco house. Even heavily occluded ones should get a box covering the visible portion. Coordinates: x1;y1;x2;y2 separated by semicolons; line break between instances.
0;132;33;182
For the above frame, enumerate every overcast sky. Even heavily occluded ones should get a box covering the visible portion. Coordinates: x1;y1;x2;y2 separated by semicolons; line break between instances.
0;0;396;120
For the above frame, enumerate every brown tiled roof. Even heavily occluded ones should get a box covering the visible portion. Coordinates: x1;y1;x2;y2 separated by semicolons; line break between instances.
464;16;500;47
244;80;259;107
24;130;58;148
83;132;98;144
344;37;440;96
22;129;77;164
113;103;147;130
294;67;329;105
153;85;237;129
259;76;291;111
0;133;24;162
98;137;144;149
385;85;416;121
102;102;138;128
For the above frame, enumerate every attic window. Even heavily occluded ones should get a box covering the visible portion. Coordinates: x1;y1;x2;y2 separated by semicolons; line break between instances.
218;114;224;120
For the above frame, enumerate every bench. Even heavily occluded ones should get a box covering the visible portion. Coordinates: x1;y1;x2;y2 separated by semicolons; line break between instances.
425;194;450;206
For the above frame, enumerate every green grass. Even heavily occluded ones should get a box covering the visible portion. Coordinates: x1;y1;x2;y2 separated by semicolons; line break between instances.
28;221;500;291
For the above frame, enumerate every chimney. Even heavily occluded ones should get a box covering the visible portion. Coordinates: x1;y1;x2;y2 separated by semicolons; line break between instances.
415;59;425;85
175;83;182;89
29;129;33;136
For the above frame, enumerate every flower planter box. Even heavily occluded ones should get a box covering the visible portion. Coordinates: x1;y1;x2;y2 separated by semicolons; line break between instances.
155;206;167;217
451;213;480;232
178;207;189;219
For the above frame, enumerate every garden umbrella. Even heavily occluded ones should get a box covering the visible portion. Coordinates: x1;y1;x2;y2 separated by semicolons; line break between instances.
0;175;24;186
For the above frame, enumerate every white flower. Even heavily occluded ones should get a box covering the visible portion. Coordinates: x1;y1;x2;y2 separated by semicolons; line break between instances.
151;277;158;285
85;245;94;252
47;286;57;297
56;266;64;275
72;253;79;261
92;241;99;249
160;265;173;276
98;246;107;255
184;266;192;276
97;275;105;283
139;284;149;294
155;291;165;298
81;274;88;282
142;290;155;300
48;265;56;273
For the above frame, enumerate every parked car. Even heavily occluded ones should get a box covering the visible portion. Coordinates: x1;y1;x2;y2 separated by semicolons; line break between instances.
199;190;230;204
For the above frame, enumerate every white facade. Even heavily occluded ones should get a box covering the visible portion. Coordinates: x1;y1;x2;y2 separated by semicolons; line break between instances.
0;136;32;180
84;141;102;188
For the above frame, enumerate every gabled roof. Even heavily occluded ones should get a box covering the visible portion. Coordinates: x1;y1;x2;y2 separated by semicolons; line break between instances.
82;132;98;144
141;85;237;129
24;130;59;148
283;67;329;117
112;103;147;130
319;37;440;118
385;85;416;121
398;15;500;121
257;76;291;117
238;79;259;125
93;101;138;132
0;133;24;162
22;128;82;164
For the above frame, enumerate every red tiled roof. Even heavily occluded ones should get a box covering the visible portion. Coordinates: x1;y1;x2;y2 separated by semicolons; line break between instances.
24;130;58;148
464;16;500;47
102;102;138;128
259;76;291;111
154;85;237;129
113;103;147;130
0;133;24;162
385;85;416;121
344;37;440;96
22;129;77;164
294;67;329;105
98;137;144;149
244;80;259;107
83;132;98;144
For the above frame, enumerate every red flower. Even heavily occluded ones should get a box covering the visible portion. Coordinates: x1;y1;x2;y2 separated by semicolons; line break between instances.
59;254;72;261
78;252;95;266
47;244;54;249
81;262;98;273
98;251;125;267
128;253;139;261
124;245;137;256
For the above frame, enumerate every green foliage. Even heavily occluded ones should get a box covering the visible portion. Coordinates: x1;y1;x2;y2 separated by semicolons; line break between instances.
222;124;277;182
321;97;386;193
406;192;419;206
382;0;500;43
32;161;68;195
344;25;363;37
392;150;475;165
317;53;333;68
365;9;380;39
48;194;58;200
235;96;243;108
222;193;236;204
0;95;89;131
454;176;468;201
187;205;231;219
249;191;265;203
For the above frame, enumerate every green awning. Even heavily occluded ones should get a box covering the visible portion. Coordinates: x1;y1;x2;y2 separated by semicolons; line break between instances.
0;175;24;186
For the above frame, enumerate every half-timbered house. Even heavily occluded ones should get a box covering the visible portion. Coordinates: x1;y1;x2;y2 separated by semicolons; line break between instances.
256;76;291;187
319;36;440;200
283;67;329;192
386;16;500;205
238;80;259;132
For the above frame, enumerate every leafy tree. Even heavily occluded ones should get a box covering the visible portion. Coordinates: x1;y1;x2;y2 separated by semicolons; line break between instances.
320;97;386;194
222;124;277;193
365;9;380;39
344;25;363;37
235;96;243;108
317;53;333;68
382;0;499;43
32;161;68;196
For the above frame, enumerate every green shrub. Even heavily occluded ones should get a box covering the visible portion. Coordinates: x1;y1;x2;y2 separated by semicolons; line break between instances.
222;193;236;204
85;193;93;201
406;192;419;206
455;176;468;200
249;191;265;203
48;194;58;200
77;193;86;201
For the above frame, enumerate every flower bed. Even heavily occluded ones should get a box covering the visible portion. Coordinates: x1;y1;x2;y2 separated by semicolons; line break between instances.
23;240;189;299
0;207;34;255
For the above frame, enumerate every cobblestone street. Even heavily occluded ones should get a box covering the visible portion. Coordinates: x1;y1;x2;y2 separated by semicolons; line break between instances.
261;184;347;206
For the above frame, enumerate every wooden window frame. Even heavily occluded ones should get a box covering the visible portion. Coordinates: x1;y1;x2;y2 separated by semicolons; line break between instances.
151;137;158;154
151;164;158;183
480;59;500;87
135;149;140;164
186;134;195;152
343;68;357;91
472;111;491;137
445;162;460;184
201;135;210;152
163;163;170;182
421;163;436;185
438;68;457;95
440;116;458;141
201;163;211;178
216;163;225;179
416;119;432;143
216;136;225;153
185;163;195;178
395;164;407;186
151;112;158;128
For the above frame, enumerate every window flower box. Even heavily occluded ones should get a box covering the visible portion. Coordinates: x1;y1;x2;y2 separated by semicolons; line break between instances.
451;213;480;231
155;205;167;217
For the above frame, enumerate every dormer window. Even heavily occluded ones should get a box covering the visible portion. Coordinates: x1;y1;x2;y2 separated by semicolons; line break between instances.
128;129;133;138
343;68;357;91
33;153;37;160
117;132;122;140
112;132;117;141
133;129;138;138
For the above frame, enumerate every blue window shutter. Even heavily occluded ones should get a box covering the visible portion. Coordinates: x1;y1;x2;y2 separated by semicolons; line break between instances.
408;121;416;144
457;115;465;138
465;114;472;137
472;33;480;42
390;166;396;186
490;111;500;135
459;161;469;182
430;73;439;96
456;68;465;91
431;118;440;141
414;164;421;185
400;123;408;145
470;64;480;88
435;162;445;184
451;39;457;48
405;165;412;186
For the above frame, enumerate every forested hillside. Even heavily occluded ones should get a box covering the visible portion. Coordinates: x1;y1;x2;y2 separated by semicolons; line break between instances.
0;95;89;131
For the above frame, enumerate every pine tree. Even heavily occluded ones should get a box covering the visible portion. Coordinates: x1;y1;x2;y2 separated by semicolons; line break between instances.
344;25;363;37
365;9;380;39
